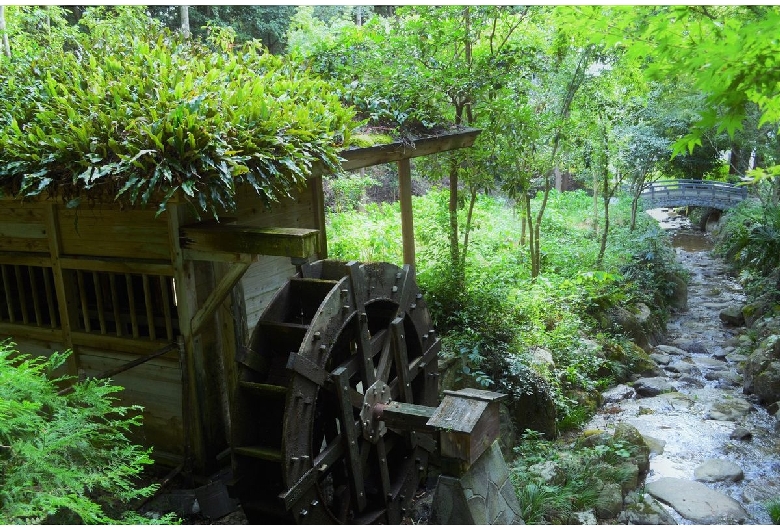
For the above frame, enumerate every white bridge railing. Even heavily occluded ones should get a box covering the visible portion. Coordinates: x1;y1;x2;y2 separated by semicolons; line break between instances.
640;179;748;210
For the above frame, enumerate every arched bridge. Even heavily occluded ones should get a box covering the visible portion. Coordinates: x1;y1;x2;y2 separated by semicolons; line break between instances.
640;179;748;210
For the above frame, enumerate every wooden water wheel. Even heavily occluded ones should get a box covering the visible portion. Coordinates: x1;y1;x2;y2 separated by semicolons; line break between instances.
229;260;440;524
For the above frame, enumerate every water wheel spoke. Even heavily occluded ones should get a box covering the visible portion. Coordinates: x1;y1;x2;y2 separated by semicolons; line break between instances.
375;331;394;384
354;313;377;388
333;366;367;512
375;437;400;524
390;317;413;402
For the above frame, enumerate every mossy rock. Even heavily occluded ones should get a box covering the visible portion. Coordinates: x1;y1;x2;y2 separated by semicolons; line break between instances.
347;132;396;148
613;423;650;474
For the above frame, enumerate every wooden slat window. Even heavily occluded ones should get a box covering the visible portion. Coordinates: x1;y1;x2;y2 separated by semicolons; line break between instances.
0;264;60;328
65;270;179;341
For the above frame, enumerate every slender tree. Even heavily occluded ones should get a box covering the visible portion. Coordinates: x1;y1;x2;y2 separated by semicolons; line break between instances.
0;6;11;58
180;5;190;39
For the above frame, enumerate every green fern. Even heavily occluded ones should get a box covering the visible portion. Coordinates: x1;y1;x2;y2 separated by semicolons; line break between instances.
0;340;177;524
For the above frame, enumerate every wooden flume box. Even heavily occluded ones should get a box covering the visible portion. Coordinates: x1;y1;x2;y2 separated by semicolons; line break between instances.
427;388;505;465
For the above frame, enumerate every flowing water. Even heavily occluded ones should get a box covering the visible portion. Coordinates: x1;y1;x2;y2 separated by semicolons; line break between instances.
584;209;780;525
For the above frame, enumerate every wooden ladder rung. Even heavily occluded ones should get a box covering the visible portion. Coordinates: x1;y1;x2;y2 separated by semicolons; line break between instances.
239;381;288;398
234;445;282;462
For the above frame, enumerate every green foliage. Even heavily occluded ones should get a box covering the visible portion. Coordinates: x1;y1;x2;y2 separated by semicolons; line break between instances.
765;499;780;524
510;429;639;524
0;9;355;217
565;5;780;154
325;172;379;213
0;341;175;524
716;197;780;277
328;186;678;428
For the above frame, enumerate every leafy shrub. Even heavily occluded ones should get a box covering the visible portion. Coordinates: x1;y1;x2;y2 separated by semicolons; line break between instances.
0;341;174;524
0;8;355;217
324;172;379;213
510;429;640;524
717;199;780;276
765;499;780;524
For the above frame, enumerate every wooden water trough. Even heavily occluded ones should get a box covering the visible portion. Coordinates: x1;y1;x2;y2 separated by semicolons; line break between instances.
0;127;479;521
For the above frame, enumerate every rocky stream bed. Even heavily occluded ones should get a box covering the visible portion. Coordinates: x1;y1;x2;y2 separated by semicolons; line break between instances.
582;210;780;525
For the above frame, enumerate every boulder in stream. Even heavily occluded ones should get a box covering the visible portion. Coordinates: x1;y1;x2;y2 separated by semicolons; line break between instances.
633;377;677;397
607;304;664;351
719;305;746;326
694;458;744;483
706;397;753;421
646;477;747;524
729;427;752;441
613;422;650;474
649;352;671;365
743;334;780;404
601;384;636;404
666;360;697;375
666;272;688;312
654;344;688;357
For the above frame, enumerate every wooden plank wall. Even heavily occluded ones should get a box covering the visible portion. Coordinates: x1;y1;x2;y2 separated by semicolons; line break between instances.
78;347;184;463
2;183;322;471
58;206;170;261
230;182;319;341
0;198;184;464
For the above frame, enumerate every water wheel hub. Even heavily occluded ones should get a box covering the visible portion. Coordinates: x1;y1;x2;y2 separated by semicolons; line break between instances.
360;381;391;443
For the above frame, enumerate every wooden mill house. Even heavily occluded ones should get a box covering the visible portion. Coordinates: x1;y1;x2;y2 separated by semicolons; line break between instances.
0;130;479;478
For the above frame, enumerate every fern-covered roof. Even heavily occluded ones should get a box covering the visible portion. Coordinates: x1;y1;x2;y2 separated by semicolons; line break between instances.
0;27;357;217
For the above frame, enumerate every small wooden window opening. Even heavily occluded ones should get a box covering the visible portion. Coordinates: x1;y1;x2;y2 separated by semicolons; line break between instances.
0;264;60;328
66;270;179;341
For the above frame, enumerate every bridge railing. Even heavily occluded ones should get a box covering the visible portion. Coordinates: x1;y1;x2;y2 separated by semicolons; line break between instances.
640;179;748;210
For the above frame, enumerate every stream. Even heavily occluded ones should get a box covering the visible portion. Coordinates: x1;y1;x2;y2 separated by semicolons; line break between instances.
584;209;780;525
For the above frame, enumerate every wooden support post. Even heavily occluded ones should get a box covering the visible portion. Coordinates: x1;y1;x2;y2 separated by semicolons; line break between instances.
190;261;250;337
397;158;415;268
311;175;328;258
44;204;78;375
168;203;205;477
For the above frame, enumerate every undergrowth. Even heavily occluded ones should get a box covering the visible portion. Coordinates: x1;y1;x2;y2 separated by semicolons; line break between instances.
0;340;177;524
510;430;640;524
327;185;682;432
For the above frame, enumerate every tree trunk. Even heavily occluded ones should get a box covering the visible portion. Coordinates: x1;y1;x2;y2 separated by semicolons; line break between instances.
180;6;191;39
596;121;611;268
0;6;10;58
448;156;461;281
592;169;599;237
524;194;538;278
519;201;527;246
462;185;478;270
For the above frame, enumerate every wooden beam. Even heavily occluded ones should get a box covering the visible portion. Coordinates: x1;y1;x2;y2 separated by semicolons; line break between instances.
0;254;52;267
397;159;415;268
59;256;174;276
311;176;327;258
44;204;79;375
180;225;319;259
0;322;64;343
338;128;480;172
70;331;175;356
167;203;204;475
181;249;254;264
190;261;251;336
